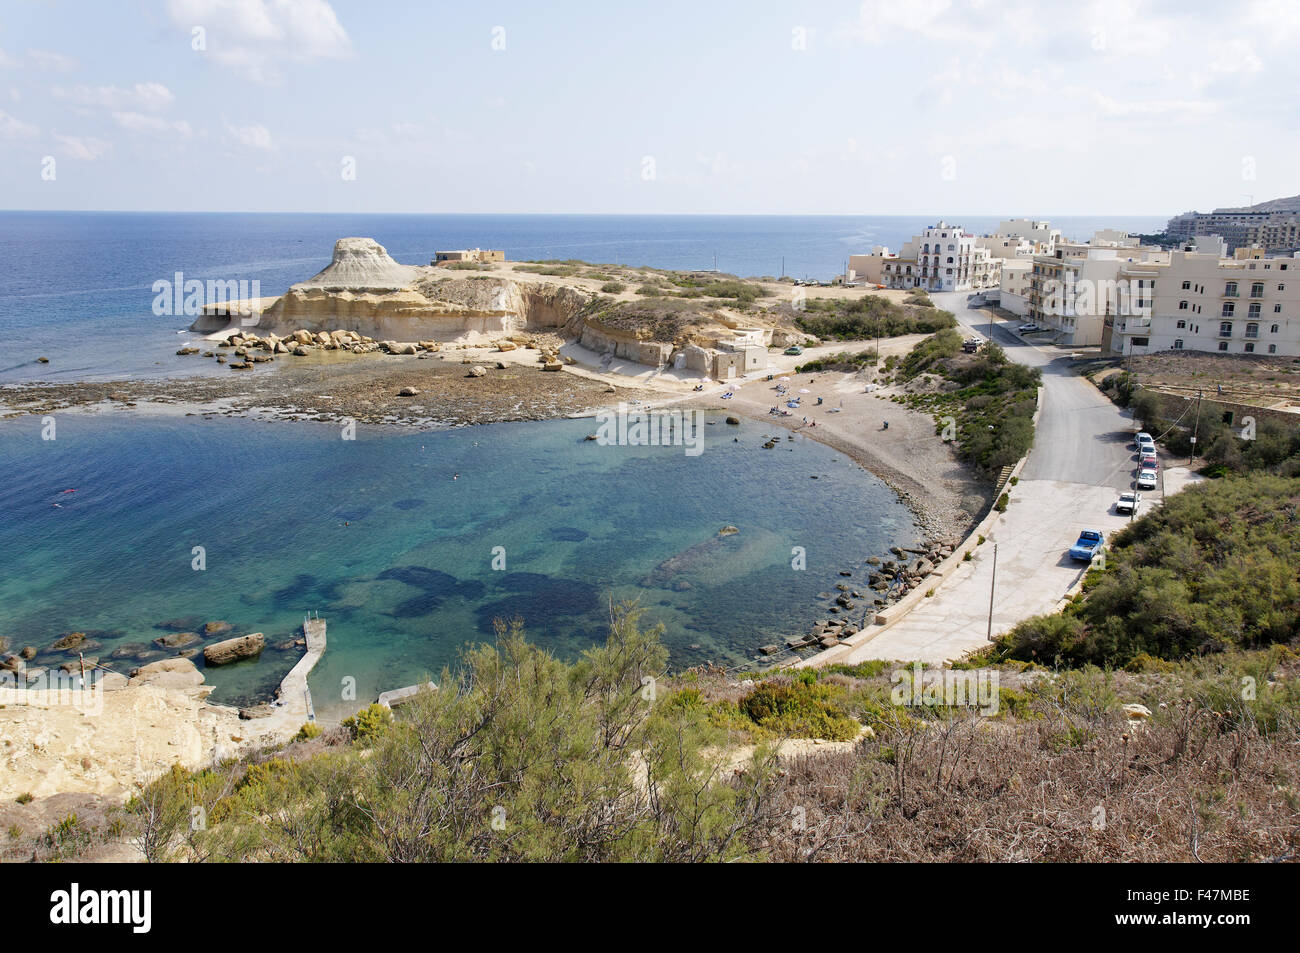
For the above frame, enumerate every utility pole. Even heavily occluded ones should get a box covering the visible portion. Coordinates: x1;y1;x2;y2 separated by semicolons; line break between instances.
1190;389;1202;467
986;542;998;643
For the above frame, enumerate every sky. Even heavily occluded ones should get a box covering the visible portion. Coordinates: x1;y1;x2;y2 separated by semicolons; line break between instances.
0;0;1297;216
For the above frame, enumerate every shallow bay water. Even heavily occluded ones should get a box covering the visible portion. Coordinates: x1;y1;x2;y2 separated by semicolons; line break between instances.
0;412;921;714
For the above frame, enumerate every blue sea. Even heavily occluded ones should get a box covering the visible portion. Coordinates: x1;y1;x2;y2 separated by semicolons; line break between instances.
0;211;1161;710
0;211;1165;383
0;412;919;713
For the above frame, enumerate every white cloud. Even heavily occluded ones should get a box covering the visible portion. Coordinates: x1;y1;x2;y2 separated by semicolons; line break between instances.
0;109;39;139
53;133;112;160
223;119;274;149
112;111;194;136
55;82;176;112
167;0;352;83
1088;91;1218;119
0;48;17;68
29;50;78;72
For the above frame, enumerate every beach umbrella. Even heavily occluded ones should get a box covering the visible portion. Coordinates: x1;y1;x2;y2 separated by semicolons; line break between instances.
778;376;790;382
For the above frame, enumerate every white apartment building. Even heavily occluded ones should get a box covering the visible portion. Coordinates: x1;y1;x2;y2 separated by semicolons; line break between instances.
876;222;999;292
1027;234;1165;347
1109;251;1300;357
995;218;1061;251
998;259;1032;316
848;218;1066;294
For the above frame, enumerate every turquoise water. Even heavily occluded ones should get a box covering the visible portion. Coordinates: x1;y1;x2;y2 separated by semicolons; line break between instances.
0;412;920;715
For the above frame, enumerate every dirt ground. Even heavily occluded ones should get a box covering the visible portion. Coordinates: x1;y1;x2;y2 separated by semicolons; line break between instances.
1116;350;1300;410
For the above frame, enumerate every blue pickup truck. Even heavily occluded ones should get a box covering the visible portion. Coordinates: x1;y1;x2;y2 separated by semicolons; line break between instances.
1068;530;1105;562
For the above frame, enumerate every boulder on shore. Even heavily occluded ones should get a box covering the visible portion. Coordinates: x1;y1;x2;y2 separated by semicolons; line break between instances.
203;633;265;666
129;657;205;690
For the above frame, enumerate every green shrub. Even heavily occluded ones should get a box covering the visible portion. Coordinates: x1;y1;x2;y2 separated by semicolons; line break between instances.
342;703;394;745
993;475;1300;666
738;681;859;741
294;722;322;741
600;281;626;294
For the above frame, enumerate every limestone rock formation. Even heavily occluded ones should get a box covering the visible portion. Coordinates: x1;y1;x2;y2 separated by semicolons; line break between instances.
293;237;418;291
203;633;265;666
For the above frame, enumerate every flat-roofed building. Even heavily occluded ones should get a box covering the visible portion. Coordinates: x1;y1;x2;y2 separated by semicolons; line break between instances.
1110;250;1300;357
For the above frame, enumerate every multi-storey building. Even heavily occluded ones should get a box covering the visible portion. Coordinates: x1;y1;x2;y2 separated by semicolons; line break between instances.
998;259;1032;315
1164;197;1300;253
1109;250;1300;357
1026;233;1162;346
873;221;999;292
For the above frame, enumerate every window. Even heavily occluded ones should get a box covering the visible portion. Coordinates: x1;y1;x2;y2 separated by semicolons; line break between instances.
1245;342;1255;353
1276;304;1283;312
1246;322;1259;338
1271;324;1280;333
1173;339;1184;349
1131;337;1149;346
1176;319;1186;329
1251;282;1264;297
1179;300;1188;310
1181;280;1191;290
1281;283;1287;291
1249;303;1261;318
1219;341;1229;351
1220;321;1233;337
1222;302;1235;317
1269;344;1278;354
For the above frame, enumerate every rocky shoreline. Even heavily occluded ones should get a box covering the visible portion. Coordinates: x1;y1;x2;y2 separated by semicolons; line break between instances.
756;535;963;662
0;334;660;429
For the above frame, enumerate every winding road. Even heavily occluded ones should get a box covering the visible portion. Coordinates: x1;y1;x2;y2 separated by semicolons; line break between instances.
809;292;1188;666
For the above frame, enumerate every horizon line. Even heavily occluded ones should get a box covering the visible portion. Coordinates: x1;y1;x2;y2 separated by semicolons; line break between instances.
0;208;1174;219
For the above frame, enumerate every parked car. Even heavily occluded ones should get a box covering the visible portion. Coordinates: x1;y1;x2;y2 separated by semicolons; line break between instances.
784;345;803;356
1017;323;1041;333
1116;491;1141;515
962;338;981;353
1136;468;1159;490
1135;431;1154;447
1139;451;1159;468
1069;530;1105;562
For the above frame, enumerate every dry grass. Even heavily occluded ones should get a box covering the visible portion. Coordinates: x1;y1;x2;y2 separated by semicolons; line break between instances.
753;670;1300;862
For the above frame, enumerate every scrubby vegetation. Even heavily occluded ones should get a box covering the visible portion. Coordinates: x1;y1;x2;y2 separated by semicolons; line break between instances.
992;475;1300;667
793;294;956;340
1101;372;1300;478
794;349;878;373
96;610;1300;862
895;329;1041;479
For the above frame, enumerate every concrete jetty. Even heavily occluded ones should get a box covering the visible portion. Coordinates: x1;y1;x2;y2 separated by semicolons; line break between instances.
255;615;326;736
376;681;436;710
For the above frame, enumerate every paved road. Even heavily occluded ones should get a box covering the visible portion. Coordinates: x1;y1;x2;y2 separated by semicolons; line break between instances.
805;293;1173;666
932;292;1137;488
